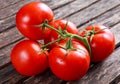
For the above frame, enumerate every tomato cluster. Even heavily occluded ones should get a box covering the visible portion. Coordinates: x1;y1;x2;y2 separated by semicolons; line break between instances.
10;2;115;81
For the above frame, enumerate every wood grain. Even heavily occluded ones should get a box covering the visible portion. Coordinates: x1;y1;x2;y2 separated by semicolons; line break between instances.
79;5;120;29
0;64;27;84
66;0;120;27
0;27;23;49
54;0;99;19
0;0;21;9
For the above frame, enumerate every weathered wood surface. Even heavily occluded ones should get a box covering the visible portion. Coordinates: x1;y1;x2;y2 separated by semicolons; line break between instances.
0;0;120;84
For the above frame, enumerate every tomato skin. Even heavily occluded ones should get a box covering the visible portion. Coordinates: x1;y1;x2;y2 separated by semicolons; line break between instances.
16;2;54;40
53;19;79;34
44;19;79;49
81;25;115;62
48;42;90;81
11;40;48;76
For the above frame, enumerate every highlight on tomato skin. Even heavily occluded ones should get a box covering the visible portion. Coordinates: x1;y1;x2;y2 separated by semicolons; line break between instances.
48;41;90;81
16;2;54;40
80;25;115;62
10;40;48;76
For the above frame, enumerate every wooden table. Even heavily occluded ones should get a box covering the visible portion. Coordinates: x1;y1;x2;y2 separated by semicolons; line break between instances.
0;0;120;84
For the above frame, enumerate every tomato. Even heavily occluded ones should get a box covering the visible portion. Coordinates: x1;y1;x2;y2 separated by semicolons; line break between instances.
44;19;79;49
10;40;48;76
16;2;54;40
48;41;90;81
80;25;115;62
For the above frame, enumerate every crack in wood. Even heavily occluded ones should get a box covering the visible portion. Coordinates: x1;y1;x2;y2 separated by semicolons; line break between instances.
110;74;120;84
0;37;24;50
115;42;120;50
52;0;75;10
0;24;16;33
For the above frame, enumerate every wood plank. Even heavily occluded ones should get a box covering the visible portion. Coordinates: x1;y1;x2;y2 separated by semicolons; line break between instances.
0;15;15;33
0;64;27;84
0;0;20;9
0;64;65;84
69;23;120;84
111;23;120;45
0;0;73;33
54;0;99;19
23;69;64;84
0;0;38;20
0;27;24;49
46;0;74;10
66;0;120;27
78;5;120;29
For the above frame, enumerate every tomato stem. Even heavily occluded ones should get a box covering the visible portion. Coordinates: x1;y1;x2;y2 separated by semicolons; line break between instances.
83;37;92;56
41;37;63;49
42;23;64;37
66;37;74;50
72;34;92;55
41;22;92;55
72;34;84;41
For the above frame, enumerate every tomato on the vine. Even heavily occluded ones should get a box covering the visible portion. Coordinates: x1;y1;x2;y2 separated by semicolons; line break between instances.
10;40;48;76
16;2;54;40
80;25;115;62
44;19;79;49
48;41;90;81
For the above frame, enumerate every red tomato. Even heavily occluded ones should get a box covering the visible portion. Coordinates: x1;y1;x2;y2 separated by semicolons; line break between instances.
48;42;90;81
80;25;115;62
16;2;54;40
11;40;48;76
44;19;79;49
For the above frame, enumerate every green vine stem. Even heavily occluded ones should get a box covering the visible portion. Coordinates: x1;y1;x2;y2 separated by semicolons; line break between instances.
40;22;92;56
72;34;92;56
41;23;64;37
65;37;73;50
83;37;92;57
41;37;63;49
